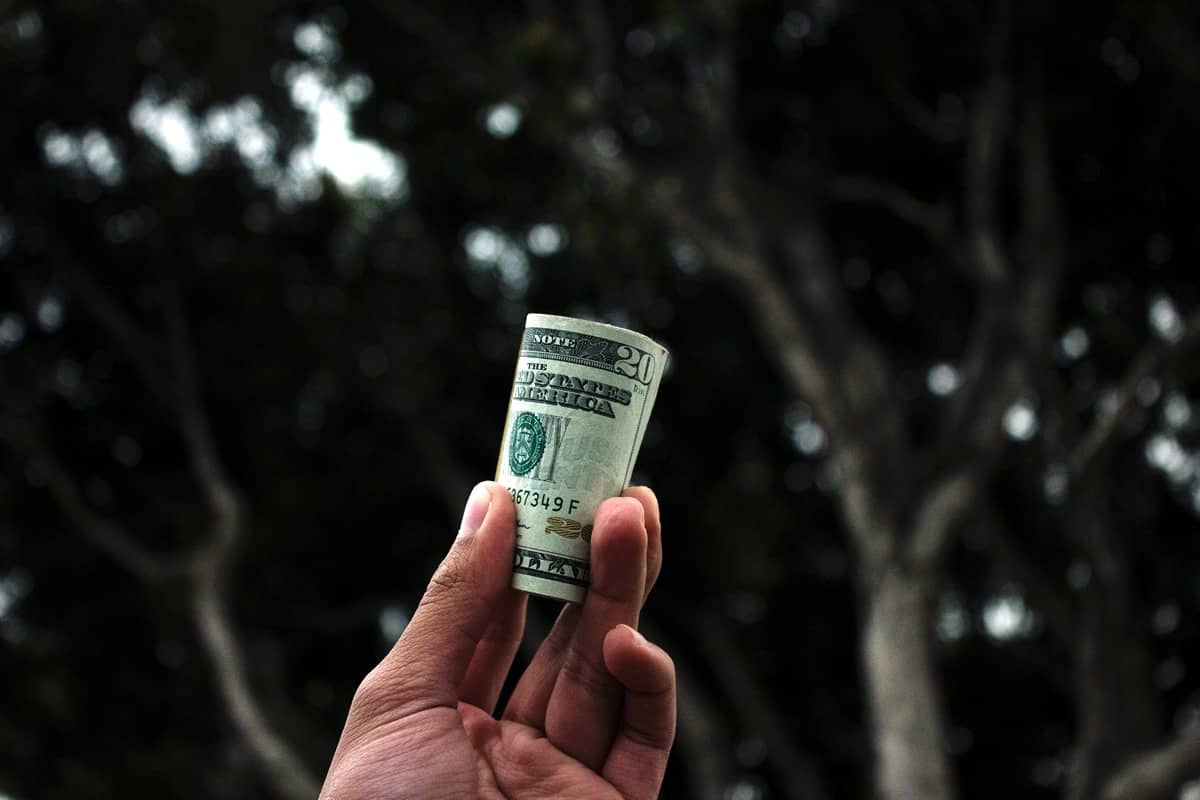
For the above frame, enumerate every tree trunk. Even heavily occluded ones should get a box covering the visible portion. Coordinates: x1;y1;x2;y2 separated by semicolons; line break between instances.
1068;495;1160;800
1069;585;1161;800
863;562;956;800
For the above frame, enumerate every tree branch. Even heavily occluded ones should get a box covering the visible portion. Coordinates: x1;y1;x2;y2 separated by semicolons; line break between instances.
961;5;1011;287
162;287;241;546
568;135;848;433
1067;474;1162;799
48;277;321;800
917;16;1065;570
161;287;321;800
373;0;892;512
638;619;735;800
1068;308;1200;479
0;421;189;582
571;12;911;562
671;662;734;800
1103;734;1200;800
934;1;1016;454
64;268;174;407
828;174;955;252
191;575;319;800
907;471;977;567
572;0;906;554
881;74;964;144
690;612;832;800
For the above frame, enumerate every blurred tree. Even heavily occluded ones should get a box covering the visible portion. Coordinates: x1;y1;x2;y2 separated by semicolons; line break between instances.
3;1;1200;799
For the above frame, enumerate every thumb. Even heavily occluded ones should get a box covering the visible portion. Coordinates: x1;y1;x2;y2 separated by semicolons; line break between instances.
360;482;516;716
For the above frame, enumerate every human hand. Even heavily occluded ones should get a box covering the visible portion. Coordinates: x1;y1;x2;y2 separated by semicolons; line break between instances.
319;481;675;800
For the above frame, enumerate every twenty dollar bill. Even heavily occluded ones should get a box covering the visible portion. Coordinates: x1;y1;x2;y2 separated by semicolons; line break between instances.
496;314;668;603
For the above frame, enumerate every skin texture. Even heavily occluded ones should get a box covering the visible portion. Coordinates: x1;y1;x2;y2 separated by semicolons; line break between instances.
320;483;675;800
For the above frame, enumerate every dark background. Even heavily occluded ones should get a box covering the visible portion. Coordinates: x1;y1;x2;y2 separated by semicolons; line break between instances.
2;1;1200;798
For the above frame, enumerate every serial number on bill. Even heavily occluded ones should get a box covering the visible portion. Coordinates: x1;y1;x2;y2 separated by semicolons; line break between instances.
507;487;580;514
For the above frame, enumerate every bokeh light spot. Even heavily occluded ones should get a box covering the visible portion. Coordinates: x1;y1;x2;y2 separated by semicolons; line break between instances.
1003;401;1039;442
1059;326;1089;360
527;224;568;256
926;363;961;396
0;313;26;350
35;296;64;332
484;103;522;139
1149;294;1184;342
981;591;1036;640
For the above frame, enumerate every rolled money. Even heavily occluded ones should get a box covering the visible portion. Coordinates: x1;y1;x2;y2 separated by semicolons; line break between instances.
496;314;668;603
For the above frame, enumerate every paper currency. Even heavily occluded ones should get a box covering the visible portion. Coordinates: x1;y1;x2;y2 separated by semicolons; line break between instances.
496;314;668;603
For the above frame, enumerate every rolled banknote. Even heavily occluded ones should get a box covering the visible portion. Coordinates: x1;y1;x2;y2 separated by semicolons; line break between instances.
496;314;669;603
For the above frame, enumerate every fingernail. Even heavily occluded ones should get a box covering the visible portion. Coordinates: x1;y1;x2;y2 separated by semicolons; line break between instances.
458;482;492;539
628;625;647;647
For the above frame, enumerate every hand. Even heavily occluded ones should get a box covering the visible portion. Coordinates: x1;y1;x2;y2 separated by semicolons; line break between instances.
319;481;675;800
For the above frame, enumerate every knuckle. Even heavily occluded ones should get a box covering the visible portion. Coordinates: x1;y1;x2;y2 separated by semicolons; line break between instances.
346;662;435;735
426;567;468;599
560;649;620;700
421;556;491;646
624;723;675;755
346;674;388;733
349;665;393;716
425;551;471;598
351;667;381;706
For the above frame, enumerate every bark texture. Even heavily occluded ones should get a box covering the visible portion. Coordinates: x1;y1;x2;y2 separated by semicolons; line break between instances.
864;565;954;800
